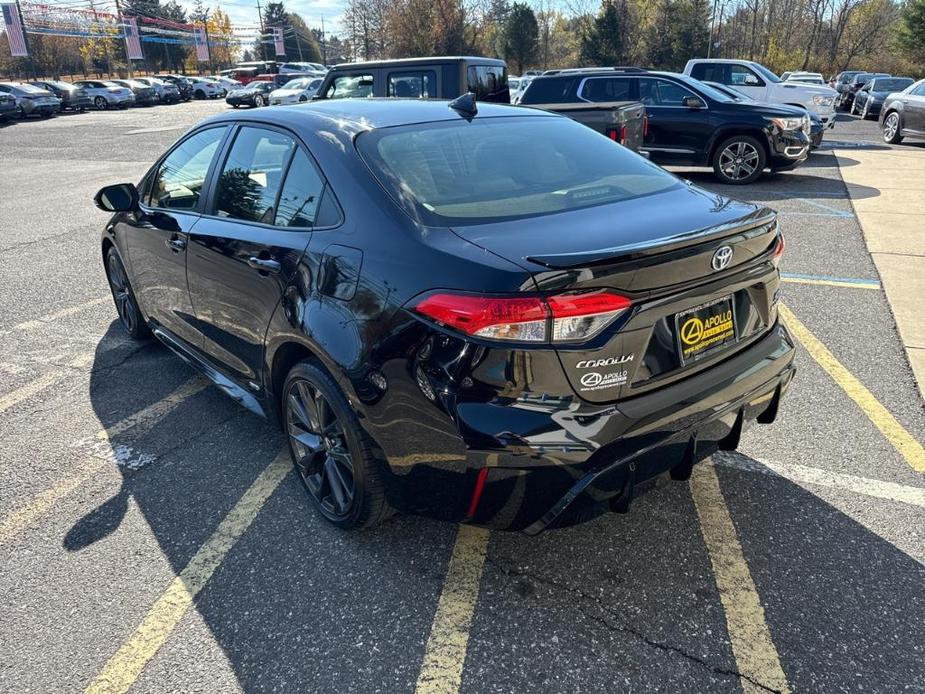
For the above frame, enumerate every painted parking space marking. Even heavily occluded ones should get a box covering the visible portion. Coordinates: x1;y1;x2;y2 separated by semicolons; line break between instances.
0;352;94;415
415;525;491;694
781;273;881;290
690;464;791;694
0;378;207;544
714;451;925;509
0;297;109;338
780;303;925;472
84;452;291;694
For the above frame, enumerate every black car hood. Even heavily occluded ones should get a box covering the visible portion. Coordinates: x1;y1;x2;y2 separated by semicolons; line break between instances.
726;100;807;118
449;182;771;270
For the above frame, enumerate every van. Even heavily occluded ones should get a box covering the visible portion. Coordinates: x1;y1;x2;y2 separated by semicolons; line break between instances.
314;56;510;102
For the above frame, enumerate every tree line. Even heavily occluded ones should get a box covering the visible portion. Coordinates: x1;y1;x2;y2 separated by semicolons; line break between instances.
2;0;924;80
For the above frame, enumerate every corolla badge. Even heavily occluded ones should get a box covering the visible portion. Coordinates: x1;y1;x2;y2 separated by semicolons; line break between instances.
711;245;734;271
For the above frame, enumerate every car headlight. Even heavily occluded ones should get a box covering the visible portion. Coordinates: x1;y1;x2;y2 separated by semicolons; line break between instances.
769;116;805;131
812;95;834;106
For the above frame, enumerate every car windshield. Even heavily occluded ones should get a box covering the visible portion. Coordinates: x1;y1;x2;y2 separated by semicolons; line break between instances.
282;78;309;90
872;78;911;91
750;63;781;83
357;116;681;226
244;82;264;90
671;73;735;102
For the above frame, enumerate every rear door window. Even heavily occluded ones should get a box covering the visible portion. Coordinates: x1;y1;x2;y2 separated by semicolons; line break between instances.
212;126;295;224
579;77;632;102
150;126;227;210
325;74;374;99
275;149;325;228
690;63;725;83
387;70;436;98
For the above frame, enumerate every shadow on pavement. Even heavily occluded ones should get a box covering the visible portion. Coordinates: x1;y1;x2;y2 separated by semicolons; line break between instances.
62;321;925;691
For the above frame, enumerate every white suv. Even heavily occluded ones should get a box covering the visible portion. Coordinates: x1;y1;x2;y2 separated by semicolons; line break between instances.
684;59;837;128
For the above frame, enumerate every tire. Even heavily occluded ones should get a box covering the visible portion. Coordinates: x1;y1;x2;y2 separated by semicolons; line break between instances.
283;360;392;529
882;111;903;144
712;135;766;185
231;103;239;108
254;94;265;107
105;247;150;340
94;96;107;110
194;89;205;100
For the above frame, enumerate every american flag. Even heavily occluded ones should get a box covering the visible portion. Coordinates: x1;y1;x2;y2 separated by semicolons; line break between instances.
123;17;143;60
1;3;28;58
194;26;209;62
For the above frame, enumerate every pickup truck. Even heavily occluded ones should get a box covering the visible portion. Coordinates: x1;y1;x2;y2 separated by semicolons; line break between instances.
518;69;647;153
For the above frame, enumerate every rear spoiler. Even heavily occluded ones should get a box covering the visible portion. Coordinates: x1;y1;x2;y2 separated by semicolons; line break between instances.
526;212;777;270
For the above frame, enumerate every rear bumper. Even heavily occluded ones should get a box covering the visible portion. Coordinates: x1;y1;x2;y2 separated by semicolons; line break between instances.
386;320;795;532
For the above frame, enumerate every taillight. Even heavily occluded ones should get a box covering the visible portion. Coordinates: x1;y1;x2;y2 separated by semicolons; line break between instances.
643;114;649;138
771;233;785;267
412;290;632;344
606;126;627;145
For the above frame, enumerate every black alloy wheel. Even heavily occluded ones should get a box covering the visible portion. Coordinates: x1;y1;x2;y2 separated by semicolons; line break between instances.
105;248;149;340
284;361;391;528
883;112;903;144
712;135;766;185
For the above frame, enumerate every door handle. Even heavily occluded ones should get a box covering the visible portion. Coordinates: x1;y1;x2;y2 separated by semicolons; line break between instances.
248;256;281;273
166;237;186;252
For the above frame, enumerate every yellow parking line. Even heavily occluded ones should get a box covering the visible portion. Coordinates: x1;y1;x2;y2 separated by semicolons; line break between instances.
415;525;491;694
780;277;880;290
780;303;925;472
0;378;207;545
0;352;94;415
0;297;109;337
84;453;291;694
690;464;791;694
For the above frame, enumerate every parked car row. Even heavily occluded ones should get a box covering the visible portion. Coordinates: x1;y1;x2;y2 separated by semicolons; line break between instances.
0;73;241;122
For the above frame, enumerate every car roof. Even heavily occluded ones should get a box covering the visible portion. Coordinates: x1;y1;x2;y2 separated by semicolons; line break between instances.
207;98;552;132
330;56;505;70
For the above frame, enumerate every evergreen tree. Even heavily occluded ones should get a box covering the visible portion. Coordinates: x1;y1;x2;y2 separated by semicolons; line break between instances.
502;2;538;73
898;0;925;62
580;0;625;66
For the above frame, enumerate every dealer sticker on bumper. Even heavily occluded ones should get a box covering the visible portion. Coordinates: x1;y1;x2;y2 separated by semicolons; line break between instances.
676;296;737;364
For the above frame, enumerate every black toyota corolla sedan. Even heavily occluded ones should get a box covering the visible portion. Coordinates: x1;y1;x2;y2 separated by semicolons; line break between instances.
94;99;795;533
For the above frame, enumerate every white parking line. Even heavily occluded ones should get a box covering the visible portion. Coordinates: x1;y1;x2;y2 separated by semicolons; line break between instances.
714;451;925;509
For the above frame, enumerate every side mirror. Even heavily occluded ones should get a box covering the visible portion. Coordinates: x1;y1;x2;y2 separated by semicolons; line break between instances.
682;96;704;109
94;183;138;212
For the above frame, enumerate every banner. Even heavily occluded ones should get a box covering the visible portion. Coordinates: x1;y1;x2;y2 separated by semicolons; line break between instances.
194;25;209;62
1;3;28;57
122;16;143;60
272;26;284;56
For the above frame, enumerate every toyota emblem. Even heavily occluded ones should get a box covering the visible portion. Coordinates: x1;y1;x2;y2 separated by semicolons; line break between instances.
711;245;733;271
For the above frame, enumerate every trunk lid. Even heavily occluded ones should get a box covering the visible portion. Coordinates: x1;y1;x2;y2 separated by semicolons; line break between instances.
450;184;781;403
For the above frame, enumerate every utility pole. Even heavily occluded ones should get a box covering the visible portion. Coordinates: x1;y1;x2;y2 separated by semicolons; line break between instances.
13;0;38;79
202;7;215;74
320;16;326;64
113;0;132;77
295;27;304;61
256;0;264;60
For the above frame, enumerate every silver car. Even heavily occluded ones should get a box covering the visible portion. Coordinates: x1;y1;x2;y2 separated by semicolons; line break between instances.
134;77;181;103
269;77;323;105
73;80;135;109
0;82;60;117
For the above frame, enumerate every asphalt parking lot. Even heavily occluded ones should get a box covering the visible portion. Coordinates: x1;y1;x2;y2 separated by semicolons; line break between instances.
2;103;924;693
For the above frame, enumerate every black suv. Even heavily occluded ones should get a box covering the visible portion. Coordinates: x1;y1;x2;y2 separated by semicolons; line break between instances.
521;69;811;184
154;74;193;102
314;56;510;103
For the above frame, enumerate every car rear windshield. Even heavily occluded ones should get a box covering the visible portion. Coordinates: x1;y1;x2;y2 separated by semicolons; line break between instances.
356;116;680;226
872;78;912;92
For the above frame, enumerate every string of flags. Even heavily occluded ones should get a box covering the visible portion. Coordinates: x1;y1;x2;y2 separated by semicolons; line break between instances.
1;0;289;60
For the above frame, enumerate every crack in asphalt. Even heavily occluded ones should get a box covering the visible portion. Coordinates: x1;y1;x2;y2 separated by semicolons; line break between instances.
485;555;782;694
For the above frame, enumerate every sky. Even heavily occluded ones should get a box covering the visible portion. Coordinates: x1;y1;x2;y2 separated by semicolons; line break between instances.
183;0;348;36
